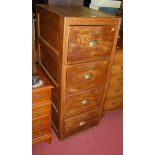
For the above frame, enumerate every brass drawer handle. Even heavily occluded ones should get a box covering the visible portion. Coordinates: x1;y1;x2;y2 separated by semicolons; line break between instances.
82;98;89;105
79;121;85;126
89;40;99;46
34;95;41;99
35;109;41;114
33;120;41;128
84;73;93;80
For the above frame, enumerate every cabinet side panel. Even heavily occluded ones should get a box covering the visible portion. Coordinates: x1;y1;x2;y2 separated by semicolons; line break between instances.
39;43;59;84
36;6;63;138
38;7;61;53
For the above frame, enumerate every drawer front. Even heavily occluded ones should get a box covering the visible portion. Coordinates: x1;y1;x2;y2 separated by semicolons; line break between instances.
32;90;51;103
32;102;51;117
64;90;103;118
68;26;116;64
109;75;123;87
106;85;123;99
113;52;123;65
32;115;50;130
32;127;50;140
66;60;109;94
64;110;99;138
111;64;123;75
104;97;123;111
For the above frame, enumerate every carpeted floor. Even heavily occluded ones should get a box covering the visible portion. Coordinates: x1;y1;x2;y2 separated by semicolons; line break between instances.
33;109;123;155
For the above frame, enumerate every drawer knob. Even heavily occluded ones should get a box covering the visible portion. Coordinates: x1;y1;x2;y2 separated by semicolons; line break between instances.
89;40;99;46
35;109;41;114
33;120;41;128
111;28;115;31
84;73;93;80
35;95;41;99
82;98;89;105
79;121;85;126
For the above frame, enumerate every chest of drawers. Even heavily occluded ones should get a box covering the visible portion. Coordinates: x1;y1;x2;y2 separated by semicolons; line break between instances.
36;4;120;140
32;67;53;144
102;39;123;112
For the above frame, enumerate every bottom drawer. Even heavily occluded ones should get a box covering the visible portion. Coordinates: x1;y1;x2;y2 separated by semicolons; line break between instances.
32;134;52;144
104;97;123;111
64;110;99;138
32;127;51;140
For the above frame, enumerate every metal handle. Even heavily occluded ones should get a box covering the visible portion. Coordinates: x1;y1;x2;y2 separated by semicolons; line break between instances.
35;95;41;99
82;98;89;105
84;73;93;80
79;121;85;126
33;120;41;128
89;40;99;46
35;109;41;114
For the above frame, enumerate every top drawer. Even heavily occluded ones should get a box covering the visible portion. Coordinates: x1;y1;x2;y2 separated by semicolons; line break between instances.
67;26;116;64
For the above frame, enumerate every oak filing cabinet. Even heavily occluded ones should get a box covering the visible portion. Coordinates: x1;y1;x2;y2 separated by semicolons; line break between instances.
32;67;53;144
36;4;121;140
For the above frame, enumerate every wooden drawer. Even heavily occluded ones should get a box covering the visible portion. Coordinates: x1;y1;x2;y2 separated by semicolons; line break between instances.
113;52;123;65
64;109;99;138
64;89;103;118
32;127;51;140
32;90;51;103
32;115;50;130
106;85;123;99
104;97;123;111
68;26;116;64
111;64;123;75
109;75;123;87
66;60;109;94
32;134;52;144
32;102;51;117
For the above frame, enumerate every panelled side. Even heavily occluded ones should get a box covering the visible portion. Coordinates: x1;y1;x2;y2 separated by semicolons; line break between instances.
36;6;63;137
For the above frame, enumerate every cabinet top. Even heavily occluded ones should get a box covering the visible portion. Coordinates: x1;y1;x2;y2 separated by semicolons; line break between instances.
37;4;116;18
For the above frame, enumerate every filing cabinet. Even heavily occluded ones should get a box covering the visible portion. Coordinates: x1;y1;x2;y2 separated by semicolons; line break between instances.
36;4;120;140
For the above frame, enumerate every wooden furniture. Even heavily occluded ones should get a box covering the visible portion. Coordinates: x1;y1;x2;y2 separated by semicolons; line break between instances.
36;4;120;140
32;67;53;144
102;38;123;112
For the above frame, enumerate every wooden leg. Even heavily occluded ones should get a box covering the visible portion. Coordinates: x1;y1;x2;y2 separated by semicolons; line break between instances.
48;138;52;144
